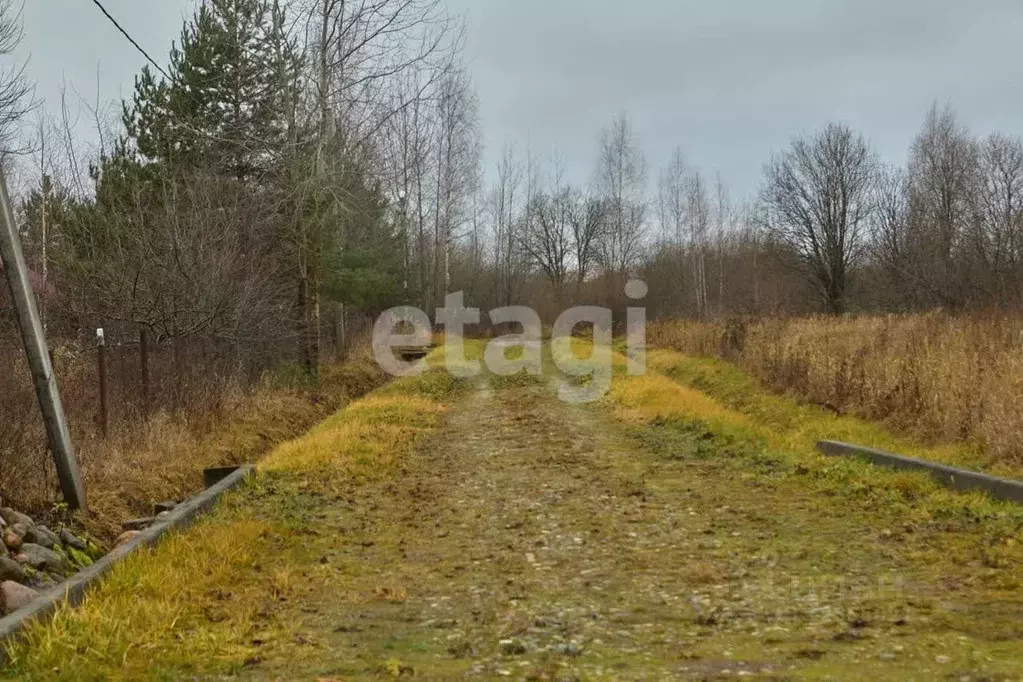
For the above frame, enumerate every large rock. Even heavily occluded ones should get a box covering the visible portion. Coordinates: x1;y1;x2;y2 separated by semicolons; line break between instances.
59;528;87;552
0;508;34;528
0;556;24;582
0;581;39;614
3;528;21;552
25;525;59;550
15;543;66;573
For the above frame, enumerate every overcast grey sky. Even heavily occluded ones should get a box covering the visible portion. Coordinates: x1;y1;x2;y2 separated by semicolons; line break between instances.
16;0;1023;198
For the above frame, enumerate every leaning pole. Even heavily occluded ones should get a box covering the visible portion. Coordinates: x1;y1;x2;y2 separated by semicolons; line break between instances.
0;165;85;510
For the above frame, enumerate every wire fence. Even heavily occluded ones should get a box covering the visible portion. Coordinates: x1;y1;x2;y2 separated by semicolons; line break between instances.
0;307;376;510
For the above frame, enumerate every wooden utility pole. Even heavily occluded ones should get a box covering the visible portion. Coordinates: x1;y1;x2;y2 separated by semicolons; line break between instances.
0;166;86;510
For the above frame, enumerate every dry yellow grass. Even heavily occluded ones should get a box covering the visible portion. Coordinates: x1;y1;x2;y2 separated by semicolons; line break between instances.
650;314;1023;473
2;351;468;680
73;342;387;543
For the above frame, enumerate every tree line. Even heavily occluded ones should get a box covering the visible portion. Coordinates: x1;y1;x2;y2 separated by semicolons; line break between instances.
2;0;1022;389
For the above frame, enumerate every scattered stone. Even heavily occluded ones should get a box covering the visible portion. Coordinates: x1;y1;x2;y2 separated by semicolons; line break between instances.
499;638;527;656
447;641;474;658
935;655;951;664
25;525;59;549
53;546;72;566
15;543;66;573
879;652;897;661
0;508;34;528
0;556;25;582
3;528;23;551
555;642;583;657
40;525;61;545
41;572;64;586
115;531;142;547
0;580;39;614
122;518;156;532
59;528;87;552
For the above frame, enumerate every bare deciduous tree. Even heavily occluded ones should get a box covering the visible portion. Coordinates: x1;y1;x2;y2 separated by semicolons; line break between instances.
491;142;523;307
657;147;688;314
974;132;1023;301
760;122;877;314
871;163;911;302
687;170;711;317
569;194;603;294
594;112;646;291
431;64;480;308
520;156;574;302
0;1;31;154
905;103;979;308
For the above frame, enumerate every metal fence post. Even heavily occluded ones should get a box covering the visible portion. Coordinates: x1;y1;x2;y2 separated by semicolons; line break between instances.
97;328;109;438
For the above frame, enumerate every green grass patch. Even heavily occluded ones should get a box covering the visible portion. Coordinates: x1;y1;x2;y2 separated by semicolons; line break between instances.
2;366;466;681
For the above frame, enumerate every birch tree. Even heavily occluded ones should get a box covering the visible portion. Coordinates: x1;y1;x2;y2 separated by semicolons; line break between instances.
594;112;647;290
657;148;688;314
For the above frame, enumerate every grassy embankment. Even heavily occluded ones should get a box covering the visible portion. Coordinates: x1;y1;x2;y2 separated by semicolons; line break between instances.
3;345;474;680
70;346;388;544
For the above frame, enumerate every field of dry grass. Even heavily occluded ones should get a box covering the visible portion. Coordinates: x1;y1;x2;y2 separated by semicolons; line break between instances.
649;313;1023;475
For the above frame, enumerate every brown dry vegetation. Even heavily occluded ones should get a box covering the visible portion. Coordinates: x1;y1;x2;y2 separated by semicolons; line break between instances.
0;336;386;545
649;313;1023;473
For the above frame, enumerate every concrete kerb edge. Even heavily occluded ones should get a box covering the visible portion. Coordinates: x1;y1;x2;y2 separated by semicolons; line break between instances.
817;440;1023;504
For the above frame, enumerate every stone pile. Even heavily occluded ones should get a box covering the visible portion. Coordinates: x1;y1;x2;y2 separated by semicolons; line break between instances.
0;507;102;616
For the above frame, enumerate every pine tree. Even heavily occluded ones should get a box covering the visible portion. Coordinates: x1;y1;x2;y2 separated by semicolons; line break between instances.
124;0;302;181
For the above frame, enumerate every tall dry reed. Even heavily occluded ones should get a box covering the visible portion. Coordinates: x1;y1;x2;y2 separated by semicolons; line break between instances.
649;313;1023;468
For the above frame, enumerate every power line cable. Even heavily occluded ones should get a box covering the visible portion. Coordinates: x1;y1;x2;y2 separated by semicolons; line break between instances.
89;0;173;82
87;0;290;157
